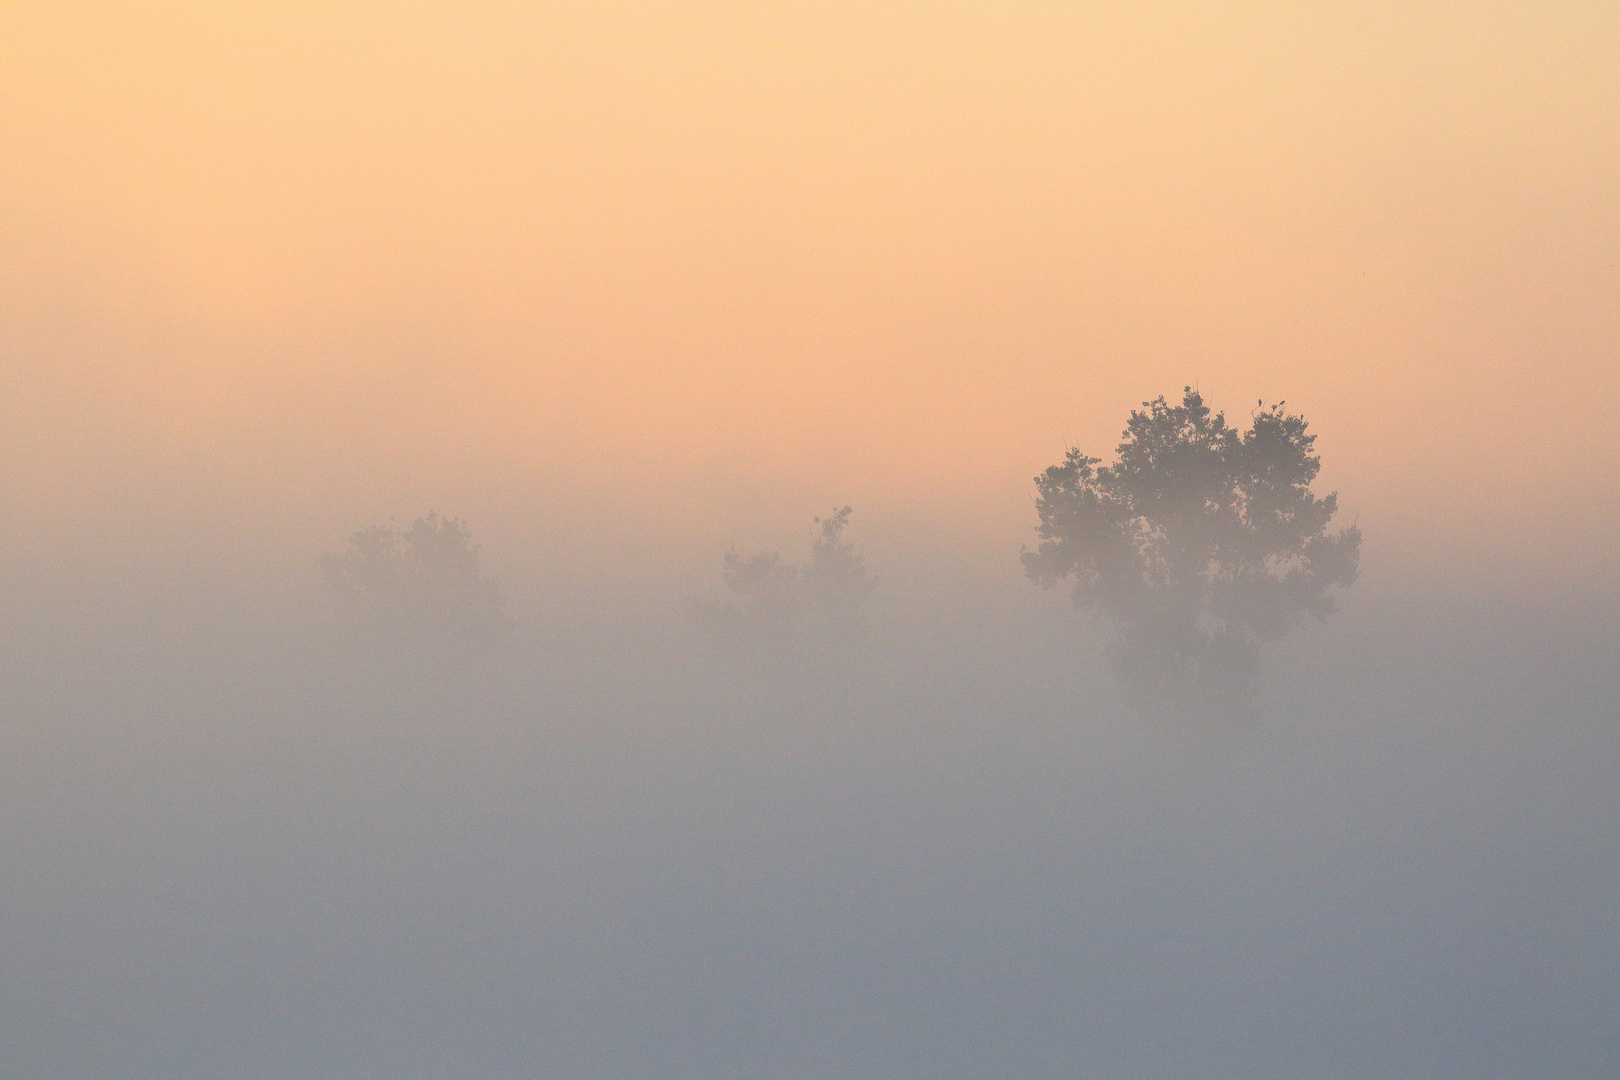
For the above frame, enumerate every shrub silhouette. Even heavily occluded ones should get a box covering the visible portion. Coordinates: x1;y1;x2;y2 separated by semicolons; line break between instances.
1023;389;1360;717
320;513;509;650
693;507;878;663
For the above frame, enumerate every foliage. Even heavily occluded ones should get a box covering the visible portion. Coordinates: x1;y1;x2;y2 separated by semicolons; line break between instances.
1023;389;1360;715
320;513;509;649
693;507;879;662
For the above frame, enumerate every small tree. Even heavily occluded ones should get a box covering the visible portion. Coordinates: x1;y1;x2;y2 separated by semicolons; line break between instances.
321;513;509;650
693;507;878;662
1023;389;1360;716
801;507;880;636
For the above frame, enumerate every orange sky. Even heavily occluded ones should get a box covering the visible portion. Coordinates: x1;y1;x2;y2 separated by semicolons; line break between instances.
3;3;1616;589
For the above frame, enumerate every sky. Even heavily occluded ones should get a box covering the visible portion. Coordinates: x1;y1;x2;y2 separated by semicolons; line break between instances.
2;5;1618;1079
3;2;1616;591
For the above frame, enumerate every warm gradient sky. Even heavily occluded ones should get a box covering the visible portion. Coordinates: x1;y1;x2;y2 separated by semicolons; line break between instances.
6;11;1620;1079
4;2;1616;591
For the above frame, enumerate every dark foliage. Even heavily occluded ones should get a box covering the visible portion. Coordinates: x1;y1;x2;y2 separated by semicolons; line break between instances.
1023;389;1360;716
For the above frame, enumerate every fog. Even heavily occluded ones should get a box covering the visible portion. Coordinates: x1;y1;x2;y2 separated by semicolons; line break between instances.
4;4;1619;1078
2;498;1615;1078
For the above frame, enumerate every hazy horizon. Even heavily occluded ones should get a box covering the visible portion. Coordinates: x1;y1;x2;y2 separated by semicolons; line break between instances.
3;5;1616;1078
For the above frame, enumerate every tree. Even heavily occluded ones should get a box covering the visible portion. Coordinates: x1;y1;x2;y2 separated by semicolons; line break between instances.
692;507;879;662
320;512;509;650
1022;389;1360;716
800;507;880;637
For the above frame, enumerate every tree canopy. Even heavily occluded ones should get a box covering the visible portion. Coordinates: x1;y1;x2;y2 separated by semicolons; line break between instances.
693;507;878;663
321;512;509;649
1023;389;1360;714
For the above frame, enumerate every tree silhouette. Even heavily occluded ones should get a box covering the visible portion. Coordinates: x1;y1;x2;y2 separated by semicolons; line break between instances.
1023;389;1360;716
800;507;880;638
321;512;509;650
693;507;878;663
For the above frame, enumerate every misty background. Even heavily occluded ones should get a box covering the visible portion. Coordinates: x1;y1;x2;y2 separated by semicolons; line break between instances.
3;4;1619;1079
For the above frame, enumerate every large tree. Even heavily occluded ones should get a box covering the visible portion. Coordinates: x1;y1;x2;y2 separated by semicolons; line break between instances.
1023;389;1360;714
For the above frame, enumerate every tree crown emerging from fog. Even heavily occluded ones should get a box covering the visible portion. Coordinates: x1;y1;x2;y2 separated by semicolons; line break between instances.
321;513;508;648
1024;389;1361;713
695;507;878;661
